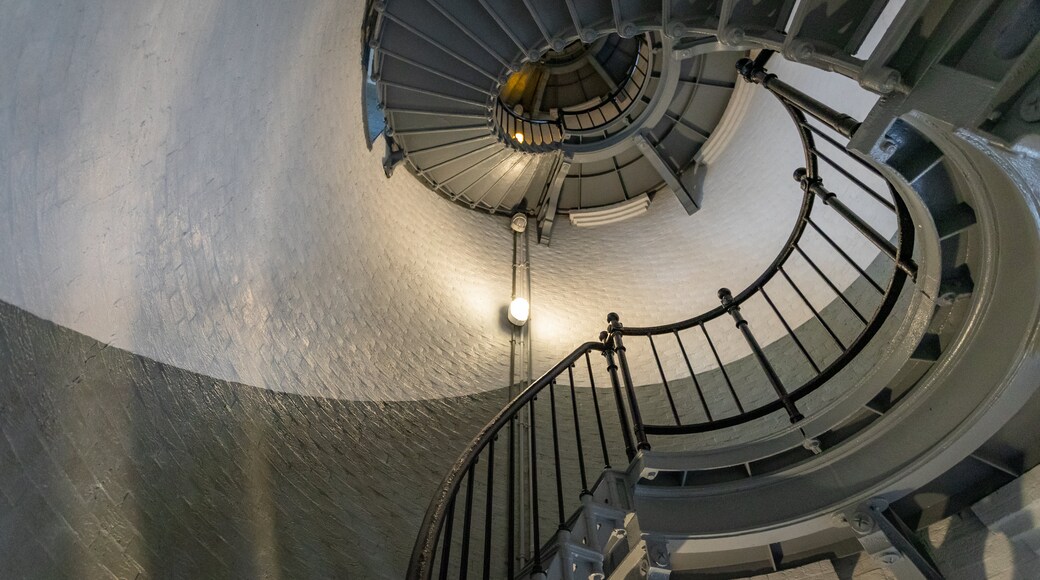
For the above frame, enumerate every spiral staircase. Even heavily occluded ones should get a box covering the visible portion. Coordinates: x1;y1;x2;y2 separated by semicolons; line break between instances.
363;1;1040;578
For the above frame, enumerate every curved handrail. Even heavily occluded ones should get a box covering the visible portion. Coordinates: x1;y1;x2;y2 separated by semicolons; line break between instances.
610;57;916;436
558;35;653;135
493;102;564;151
407;341;606;579
621;99;820;335
408;55;919;580
492;34;655;149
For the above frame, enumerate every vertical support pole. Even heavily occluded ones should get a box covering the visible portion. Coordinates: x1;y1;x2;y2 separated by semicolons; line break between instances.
602;331;637;462
608;313;651;453
719;289;804;424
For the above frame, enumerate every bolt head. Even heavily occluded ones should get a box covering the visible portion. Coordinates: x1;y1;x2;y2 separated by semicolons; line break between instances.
1020;87;1040;123
878;69;901;94
879;549;902;565
791;40;815;61
879;137;899;156
849;511;875;534
802;438;823;454
722;27;745;46
793;167;808;182
648;544;669;566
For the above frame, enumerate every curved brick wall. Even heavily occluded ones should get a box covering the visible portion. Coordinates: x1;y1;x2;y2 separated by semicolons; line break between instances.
0;2;913;576
0;0;893;402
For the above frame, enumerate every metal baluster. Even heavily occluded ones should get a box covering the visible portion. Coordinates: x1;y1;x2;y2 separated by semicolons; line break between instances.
608;313;651;452
779;266;847;351
602;332;637;461
458;464;476;580
796;169;917;278
507;417;515;580
799;121;884;177
760;287;821;373
548;381;566;527
482;439;495;580
700;323;745;413
674;330;712;422
585;352;611;469
807;218;885;294
795;245;867;324
438;496;456;580
528;401;543;573
568;365;590;494
720;289;804;423
812;148;895;211
648;335;682;425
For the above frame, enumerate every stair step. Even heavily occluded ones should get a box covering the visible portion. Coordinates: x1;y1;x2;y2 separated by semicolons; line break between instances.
616;0;662;35
566;0;614;42
477;154;538;210
375;45;495;96
783;0;891;76
377;4;503;79
664;0;724;38
718;0;797;50
910;333;942;362
426;0;518;71
935;202;978;240
479;0;547;61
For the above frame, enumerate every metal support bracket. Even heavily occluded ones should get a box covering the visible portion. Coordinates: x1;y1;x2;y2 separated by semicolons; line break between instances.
633;132;699;215
846;499;944;580
536;154;571;245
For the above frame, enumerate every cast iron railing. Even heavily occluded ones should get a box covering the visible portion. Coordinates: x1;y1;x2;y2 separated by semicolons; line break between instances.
558;35;652;136
408;52;919;580
493;34;654;150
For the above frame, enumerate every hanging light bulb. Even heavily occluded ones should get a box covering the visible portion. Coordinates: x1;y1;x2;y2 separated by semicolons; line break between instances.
508;297;530;326
514;131;525;143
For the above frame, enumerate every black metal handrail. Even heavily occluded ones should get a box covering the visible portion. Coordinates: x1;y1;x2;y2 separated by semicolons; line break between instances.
558;35;652;135
407;342;613;579
408;53;920;580
493;102;565;151
610;54;918;439
492;34;654;149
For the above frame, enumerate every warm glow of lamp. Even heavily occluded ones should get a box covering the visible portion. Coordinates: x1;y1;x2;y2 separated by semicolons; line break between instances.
514;131;525;143
508;297;530;326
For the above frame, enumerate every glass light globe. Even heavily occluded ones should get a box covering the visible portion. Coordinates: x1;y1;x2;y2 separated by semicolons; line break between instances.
508;297;530;326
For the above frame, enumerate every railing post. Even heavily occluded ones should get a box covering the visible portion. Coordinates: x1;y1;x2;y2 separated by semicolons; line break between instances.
737;57;861;139
795;168;918;278
601;331;637;461
719;289;804;424
607;313;651;453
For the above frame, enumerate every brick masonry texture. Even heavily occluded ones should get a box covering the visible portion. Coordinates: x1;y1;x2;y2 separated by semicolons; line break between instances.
0;263;905;579
0;0;897;402
0;298;512;579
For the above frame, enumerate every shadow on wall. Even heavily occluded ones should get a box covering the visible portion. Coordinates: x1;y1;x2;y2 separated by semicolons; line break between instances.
0;299;508;579
922;465;1040;577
